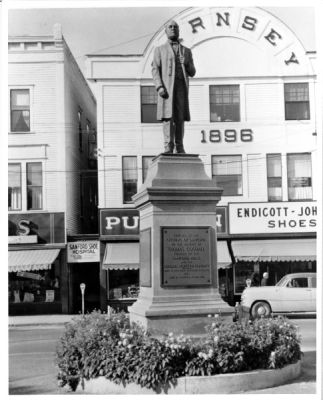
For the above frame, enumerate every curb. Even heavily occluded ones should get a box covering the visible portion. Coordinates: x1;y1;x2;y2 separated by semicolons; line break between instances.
75;360;301;394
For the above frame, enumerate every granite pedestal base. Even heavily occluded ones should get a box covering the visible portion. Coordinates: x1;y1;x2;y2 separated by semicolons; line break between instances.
128;154;234;334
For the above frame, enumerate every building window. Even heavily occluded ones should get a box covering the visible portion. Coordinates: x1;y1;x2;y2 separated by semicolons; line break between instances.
287;153;312;201
78;109;83;151
212;155;242;196
267;154;282;201
284;83;310;120
122;156;138;203
8;164;22;210
27;162;43;210
210;85;240;122
10;89;30;132
142;156;155;183
141;86;158;123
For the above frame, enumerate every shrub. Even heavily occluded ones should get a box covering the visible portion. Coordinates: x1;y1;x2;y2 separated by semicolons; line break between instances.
55;311;302;392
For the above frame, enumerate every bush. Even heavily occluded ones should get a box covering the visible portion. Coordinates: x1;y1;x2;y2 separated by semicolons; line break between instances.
55;311;302;392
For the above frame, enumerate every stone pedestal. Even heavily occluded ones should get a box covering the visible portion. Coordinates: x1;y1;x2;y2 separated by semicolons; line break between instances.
128;154;233;334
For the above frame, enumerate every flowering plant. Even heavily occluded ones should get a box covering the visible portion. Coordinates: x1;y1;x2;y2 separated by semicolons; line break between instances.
56;311;301;392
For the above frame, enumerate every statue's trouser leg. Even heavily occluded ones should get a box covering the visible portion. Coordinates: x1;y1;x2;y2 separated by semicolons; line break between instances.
173;79;186;153
163;119;175;153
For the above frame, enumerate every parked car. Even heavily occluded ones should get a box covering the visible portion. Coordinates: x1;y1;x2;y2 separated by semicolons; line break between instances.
239;272;316;319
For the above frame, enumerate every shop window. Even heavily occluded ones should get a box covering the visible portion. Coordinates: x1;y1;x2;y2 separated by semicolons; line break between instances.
267;154;282;201
141;86;158;123
284;83;310;120
122;156;138;203
212;155;242;196
108;269;139;300
10;89;31;132
209;85;240;122
9;268;60;304
8;163;22;210
142;156;155;183
27;162;43;210
287;153;312;201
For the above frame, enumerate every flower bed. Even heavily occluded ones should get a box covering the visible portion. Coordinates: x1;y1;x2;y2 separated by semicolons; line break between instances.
55;311;302;393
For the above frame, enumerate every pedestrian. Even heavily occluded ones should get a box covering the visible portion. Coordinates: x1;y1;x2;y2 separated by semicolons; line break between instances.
151;20;196;154
250;271;260;286
261;272;269;286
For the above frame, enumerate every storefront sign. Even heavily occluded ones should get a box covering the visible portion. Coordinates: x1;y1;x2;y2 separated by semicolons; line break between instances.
9;235;38;244
100;209;139;236
161;227;212;286
229;202;317;234
216;207;227;235
8;213;65;244
67;241;100;263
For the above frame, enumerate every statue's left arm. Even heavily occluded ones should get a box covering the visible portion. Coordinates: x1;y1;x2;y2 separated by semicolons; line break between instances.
184;48;196;78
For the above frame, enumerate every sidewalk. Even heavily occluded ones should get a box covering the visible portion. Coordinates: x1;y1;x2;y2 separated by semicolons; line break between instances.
9;314;79;327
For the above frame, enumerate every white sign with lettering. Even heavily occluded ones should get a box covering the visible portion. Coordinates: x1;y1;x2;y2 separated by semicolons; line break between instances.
229;202;317;234
67;241;100;263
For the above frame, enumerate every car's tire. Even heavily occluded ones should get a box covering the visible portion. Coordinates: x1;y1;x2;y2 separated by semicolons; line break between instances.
251;301;271;319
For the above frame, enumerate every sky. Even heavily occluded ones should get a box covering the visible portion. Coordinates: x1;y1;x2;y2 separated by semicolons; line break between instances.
5;4;318;74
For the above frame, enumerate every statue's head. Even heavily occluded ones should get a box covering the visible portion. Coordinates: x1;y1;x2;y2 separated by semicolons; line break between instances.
165;20;179;41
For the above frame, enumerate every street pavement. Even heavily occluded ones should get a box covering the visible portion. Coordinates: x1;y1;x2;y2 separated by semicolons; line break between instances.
8;314;319;395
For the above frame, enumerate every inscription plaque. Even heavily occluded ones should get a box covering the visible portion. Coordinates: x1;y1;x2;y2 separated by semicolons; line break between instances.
162;227;212;286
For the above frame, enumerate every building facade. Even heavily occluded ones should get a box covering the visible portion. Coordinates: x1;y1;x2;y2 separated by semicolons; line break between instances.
86;7;318;309
8;25;98;315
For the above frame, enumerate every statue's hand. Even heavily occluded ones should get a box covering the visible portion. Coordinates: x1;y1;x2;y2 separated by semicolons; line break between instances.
179;55;185;65
158;87;168;99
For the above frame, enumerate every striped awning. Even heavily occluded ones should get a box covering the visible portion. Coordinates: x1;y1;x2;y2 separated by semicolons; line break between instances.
103;242;139;270
9;249;60;272
217;240;232;269
232;239;316;262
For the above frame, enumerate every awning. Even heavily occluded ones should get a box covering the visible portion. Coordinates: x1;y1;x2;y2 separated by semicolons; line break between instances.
103;242;139;270
217;241;232;269
9;249;60;272
232;239;316;262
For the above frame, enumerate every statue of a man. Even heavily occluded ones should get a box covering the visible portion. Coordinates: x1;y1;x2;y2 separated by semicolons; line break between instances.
152;20;196;154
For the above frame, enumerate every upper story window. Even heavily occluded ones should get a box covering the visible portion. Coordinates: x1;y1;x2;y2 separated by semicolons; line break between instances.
287;153;312;201
27;162;43;210
122;156;138;204
210;85;240;122
141;86;158;123
10;89;30;132
212;155;242;196
267;154;282;202
8;162;43;211
284;83;310;120
142;156;155;183
8;164;22;211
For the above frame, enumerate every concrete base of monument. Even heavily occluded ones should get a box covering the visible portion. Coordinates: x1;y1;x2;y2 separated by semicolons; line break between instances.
128;292;234;335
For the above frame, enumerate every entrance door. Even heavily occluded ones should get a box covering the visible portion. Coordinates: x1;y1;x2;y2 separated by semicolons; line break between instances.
70;263;100;314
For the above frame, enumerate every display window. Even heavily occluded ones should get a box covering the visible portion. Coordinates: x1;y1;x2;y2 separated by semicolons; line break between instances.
108;269;139;300
234;260;316;295
9;261;60;304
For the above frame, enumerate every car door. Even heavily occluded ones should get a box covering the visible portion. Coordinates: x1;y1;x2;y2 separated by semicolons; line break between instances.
277;277;312;312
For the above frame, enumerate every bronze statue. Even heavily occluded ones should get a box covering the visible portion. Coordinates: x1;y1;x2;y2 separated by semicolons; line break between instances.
152;20;196;154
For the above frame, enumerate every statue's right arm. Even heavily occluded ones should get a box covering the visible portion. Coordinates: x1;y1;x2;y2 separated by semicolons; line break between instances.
151;47;163;91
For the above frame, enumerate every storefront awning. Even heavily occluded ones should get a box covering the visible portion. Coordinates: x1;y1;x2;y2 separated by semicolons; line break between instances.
9;249;60;272
103;242;140;270
232;239;316;262
217;241;232;269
